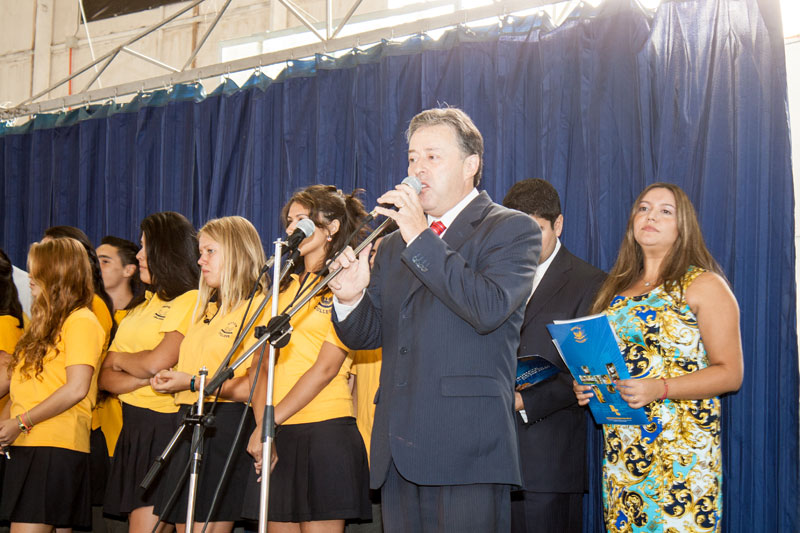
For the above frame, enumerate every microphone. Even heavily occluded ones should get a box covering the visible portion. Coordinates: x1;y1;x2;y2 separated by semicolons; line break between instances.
263;218;316;270
317;177;423;277
367;176;423;219
285;218;316;250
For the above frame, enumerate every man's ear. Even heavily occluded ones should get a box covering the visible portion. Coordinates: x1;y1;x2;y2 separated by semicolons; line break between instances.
463;154;479;185
123;264;137;278
553;214;564;238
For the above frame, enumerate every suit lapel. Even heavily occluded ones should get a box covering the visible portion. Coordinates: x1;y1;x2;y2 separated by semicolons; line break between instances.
522;246;572;328
402;192;492;301
440;191;492;251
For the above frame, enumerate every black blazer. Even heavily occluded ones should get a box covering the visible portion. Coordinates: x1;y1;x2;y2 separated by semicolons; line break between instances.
334;191;541;489
516;245;605;493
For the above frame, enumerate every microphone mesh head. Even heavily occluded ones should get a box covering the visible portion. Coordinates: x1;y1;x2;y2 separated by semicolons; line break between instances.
401;176;422;194
296;218;316;238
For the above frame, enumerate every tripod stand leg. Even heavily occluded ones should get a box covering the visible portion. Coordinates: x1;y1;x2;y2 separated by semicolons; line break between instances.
185;368;208;530
258;405;276;533
140;423;186;491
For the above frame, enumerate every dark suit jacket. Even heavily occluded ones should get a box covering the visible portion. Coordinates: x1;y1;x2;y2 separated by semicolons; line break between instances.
516;245;605;493
334;191;541;489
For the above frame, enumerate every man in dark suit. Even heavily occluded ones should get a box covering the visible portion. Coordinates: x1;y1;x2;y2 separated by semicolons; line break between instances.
329;108;540;532
502;178;605;533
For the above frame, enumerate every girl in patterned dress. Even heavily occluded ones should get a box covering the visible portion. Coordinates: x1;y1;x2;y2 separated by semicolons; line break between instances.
574;183;743;532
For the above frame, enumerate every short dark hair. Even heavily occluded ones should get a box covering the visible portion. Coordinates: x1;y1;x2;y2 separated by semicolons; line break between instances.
140;212;200;301
407;107;484;187
100;236;140;263
502;178;562;226
100;235;146;310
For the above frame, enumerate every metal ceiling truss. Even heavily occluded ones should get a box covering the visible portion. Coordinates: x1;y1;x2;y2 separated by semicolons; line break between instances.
2;0;552;120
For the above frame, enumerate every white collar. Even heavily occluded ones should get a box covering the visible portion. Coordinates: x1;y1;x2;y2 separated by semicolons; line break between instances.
530;238;561;298
538;238;561;276
426;188;479;235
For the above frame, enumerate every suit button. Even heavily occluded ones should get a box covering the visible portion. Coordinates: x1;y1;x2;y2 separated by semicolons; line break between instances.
399;347;408;354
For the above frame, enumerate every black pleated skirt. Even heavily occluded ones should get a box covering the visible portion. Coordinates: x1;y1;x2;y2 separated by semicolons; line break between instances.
242;417;371;523
104;403;180;515
153;402;256;524
90;427;110;505
0;446;92;528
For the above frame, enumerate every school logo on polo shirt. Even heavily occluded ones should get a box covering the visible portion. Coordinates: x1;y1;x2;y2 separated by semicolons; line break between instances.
220;321;238;338
154;304;171;320
315;295;333;315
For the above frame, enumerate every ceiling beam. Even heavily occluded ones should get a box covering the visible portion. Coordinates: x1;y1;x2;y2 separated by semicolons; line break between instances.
2;0;554;119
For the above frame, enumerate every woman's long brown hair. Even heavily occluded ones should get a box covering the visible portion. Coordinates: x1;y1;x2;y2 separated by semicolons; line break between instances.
11;238;94;379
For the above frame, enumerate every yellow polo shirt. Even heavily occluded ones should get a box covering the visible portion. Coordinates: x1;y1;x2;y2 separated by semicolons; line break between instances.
113;290;197;413
0;314;26;416
90;294;121;454
0;314;24;354
351;348;382;460
270;276;353;425
94;395;123;456
174;294;267;405
114;308;129;324
10;307;104;452
94;298;130;456
91;294;113;352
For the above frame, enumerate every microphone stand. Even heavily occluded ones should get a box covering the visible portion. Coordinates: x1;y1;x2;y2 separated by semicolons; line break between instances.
256;238;288;533
185;367;208;531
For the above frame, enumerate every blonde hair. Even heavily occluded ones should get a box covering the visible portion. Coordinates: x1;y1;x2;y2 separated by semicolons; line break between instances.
196;216;267;321
12;238;94;379
591;182;724;313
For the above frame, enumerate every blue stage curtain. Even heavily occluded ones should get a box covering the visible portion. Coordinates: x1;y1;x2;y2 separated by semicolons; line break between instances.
0;0;795;530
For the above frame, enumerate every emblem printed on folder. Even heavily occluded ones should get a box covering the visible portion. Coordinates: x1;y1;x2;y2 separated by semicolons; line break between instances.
571;325;588;344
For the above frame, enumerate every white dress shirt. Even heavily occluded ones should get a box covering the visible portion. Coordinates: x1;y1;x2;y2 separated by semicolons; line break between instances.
519;238;560;423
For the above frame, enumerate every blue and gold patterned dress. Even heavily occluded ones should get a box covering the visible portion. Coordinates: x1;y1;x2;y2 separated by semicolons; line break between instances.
603;266;721;532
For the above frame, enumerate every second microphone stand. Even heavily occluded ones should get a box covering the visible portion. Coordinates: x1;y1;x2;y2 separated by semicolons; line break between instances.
256;238;291;533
